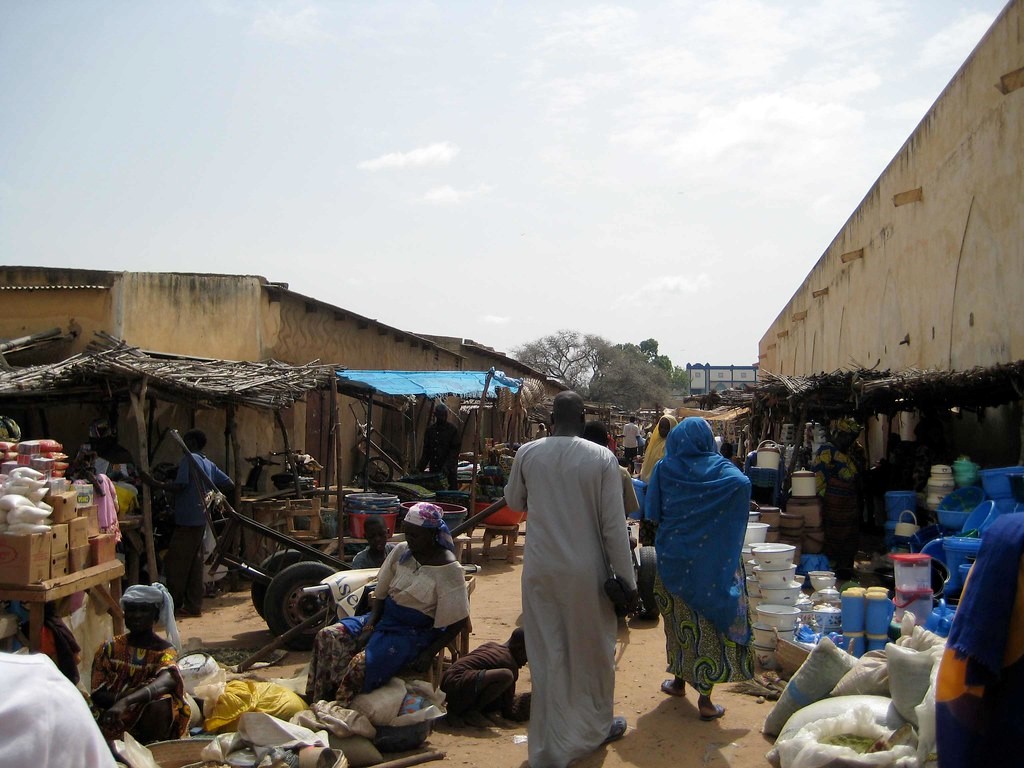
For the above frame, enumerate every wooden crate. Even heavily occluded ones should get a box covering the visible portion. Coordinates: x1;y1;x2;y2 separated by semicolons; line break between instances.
775;636;812;680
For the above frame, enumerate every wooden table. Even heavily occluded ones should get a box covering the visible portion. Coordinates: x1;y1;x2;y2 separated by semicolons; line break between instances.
0;560;125;651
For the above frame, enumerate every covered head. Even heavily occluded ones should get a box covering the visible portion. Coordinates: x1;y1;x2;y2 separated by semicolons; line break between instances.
645;416;751;643
833;418;861;436
581;421;610;447
401;501;455;559
121;583;180;650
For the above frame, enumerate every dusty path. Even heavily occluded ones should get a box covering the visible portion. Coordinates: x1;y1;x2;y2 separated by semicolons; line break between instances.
180;552;776;767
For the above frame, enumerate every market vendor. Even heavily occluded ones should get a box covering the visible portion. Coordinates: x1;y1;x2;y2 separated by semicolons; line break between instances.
305;502;470;704
813;418;864;577
91;584;191;745
418;403;462;490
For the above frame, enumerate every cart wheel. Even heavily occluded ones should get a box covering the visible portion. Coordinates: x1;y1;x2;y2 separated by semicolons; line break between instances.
637;546;660;621
263;561;336;650
364;457;394;484
251;549;306;618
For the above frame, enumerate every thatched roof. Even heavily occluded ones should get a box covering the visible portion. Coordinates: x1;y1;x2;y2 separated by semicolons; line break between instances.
0;334;335;410
713;360;1024;420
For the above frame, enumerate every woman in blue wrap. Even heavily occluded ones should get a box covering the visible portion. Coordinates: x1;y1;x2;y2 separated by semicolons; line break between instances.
645;417;753;721
306;503;470;704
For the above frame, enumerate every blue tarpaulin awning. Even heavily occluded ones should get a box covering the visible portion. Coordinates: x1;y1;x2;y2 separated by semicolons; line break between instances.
335;369;521;398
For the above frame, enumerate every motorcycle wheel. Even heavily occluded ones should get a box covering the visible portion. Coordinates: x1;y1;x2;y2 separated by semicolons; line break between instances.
251;549;306;618
636;545;660;620
263;561;335;650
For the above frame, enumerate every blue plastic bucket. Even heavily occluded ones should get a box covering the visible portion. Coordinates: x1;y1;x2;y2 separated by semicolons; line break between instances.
958;563;972;588
885;491;918;522
979;467;1024;499
943;536;982;592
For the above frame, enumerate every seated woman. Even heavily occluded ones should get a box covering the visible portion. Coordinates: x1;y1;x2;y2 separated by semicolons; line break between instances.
91;584;190;744
306;502;470;704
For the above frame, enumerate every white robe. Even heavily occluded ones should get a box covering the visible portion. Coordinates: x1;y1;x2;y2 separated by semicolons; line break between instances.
504;436;636;768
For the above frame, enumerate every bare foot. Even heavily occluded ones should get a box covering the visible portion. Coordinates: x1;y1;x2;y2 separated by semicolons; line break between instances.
660;678;685;697
463;711;495;728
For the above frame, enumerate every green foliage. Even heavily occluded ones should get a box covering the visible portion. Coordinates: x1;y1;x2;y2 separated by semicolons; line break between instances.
514;332;684;407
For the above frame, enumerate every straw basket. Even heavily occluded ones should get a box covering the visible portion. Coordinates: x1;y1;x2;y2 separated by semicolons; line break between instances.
147;739;213;768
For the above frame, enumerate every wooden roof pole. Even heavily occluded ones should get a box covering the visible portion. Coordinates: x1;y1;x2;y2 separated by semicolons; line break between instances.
129;377;159;584
470;370;495;513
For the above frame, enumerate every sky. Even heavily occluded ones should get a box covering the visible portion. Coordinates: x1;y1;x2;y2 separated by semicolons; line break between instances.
0;1;1008;369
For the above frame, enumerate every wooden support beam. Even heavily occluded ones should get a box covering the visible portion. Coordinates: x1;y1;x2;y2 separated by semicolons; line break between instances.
812;287;830;298
777;329;789;338
792;310;807;321
334;311;347;322
305;302;317;314
129;377;159;583
840;248;864;264
893;187;923;207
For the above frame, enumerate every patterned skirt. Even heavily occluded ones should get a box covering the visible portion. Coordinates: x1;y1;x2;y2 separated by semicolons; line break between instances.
655;576;753;696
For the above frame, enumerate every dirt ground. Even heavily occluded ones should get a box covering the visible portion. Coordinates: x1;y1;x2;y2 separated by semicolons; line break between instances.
180;545;778;768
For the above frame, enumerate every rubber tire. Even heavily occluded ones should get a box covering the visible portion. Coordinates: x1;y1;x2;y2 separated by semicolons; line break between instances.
637;545;659;620
251;549;307;618
263;561;336;650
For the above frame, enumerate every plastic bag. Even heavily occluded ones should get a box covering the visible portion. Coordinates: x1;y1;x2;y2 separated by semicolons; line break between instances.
204;680;308;733
391;679;446;727
775;706;917;768
830;651;890;697
886;643;935;726
350;677;406;726
112;732;161;768
914;664;939;766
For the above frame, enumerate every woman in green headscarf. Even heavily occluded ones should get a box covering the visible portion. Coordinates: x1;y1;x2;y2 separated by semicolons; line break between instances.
639;415;677;482
813;418;863;576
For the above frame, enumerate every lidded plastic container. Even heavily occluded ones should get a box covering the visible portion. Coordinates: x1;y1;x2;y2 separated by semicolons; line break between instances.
890;553;931;592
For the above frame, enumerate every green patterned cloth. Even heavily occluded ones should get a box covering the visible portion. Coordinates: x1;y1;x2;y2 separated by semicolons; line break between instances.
655;575;753;696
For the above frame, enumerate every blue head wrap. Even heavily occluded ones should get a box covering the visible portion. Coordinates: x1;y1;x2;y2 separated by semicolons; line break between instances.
645;417;752;643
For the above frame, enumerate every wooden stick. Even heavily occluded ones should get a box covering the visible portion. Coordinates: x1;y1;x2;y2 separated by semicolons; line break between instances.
237;606;328;672
371;750;446;768
130;376;159;583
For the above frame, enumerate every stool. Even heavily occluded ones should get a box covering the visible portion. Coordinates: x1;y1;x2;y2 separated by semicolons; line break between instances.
482;525;519;563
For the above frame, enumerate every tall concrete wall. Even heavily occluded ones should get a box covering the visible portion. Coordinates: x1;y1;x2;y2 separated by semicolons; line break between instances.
759;0;1024;377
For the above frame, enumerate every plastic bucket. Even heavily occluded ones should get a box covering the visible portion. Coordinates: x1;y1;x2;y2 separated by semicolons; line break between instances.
472;502;526;527
958;562;972;588
894;510;919;538
943;536;982;591
349;511;398;538
755;441;782;470
885;491;918;522
980;467;1024;499
791;471;816;497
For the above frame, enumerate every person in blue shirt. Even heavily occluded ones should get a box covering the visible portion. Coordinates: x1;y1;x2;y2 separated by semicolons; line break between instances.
143;429;233;617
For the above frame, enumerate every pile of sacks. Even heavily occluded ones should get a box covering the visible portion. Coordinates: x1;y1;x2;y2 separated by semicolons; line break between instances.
0;466;54;533
764;614;945;768
179;653;446;768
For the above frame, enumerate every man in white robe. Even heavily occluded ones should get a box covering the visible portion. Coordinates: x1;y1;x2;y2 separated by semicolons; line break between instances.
504;391;637;768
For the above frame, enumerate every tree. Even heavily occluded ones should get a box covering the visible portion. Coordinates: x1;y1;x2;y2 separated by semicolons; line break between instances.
513;331;674;407
590;344;671;408
512;330;605;392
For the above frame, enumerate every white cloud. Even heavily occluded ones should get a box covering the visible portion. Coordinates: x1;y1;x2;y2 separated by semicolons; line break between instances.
358;142;460;171
917;13;995;71
481;315;510;325
250;3;330;44
539;5;639;52
643;274;713;294
421;184;492;205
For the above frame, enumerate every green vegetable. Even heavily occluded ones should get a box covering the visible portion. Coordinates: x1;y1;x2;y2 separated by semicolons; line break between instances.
821;733;877;753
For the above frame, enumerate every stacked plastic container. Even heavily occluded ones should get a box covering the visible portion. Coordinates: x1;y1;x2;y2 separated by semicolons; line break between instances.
891;553;933;627
344;492;401;537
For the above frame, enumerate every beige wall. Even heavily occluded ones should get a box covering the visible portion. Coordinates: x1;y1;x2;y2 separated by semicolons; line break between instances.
759;0;1024;377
